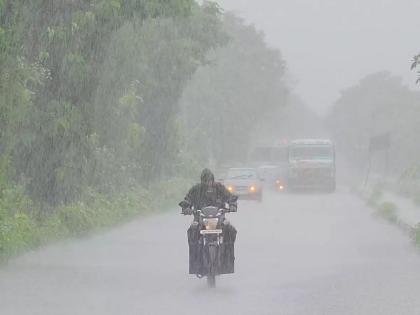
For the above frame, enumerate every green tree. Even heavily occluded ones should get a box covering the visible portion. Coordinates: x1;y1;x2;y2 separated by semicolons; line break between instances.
180;14;289;166
2;0;219;205
327;71;420;174
92;2;226;186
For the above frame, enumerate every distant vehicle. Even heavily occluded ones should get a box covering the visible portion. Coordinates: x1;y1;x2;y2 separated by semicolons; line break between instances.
223;168;264;202
287;139;336;192
258;165;286;192
251;145;289;191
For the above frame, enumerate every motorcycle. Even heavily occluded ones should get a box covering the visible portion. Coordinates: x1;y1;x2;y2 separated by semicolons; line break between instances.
197;206;226;288
181;202;236;288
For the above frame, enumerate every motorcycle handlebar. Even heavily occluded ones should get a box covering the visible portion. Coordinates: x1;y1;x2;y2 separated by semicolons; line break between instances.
181;207;234;215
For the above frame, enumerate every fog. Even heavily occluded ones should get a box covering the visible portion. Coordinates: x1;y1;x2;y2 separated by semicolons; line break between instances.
219;0;420;114
1;1;420;314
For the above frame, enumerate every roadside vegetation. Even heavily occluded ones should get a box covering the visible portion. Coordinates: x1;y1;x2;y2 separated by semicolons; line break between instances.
412;53;420;84
327;72;420;177
362;187;397;223
0;1;291;259
327;70;420;213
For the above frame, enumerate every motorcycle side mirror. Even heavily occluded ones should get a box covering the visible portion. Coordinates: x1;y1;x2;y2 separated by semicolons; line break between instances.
179;200;191;208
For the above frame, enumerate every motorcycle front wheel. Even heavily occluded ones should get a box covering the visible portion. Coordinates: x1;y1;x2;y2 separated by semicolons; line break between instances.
207;245;217;288
207;274;216;288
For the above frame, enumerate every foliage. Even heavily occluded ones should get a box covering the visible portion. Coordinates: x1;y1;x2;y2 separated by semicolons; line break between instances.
415;223;420;247
180;14;289;166
0;0;224;207
327;72;420;175
376;201;398;223
0;178;191;260
398;164;420;205
0;185;39;258
93;3;226;185
411;53;420;84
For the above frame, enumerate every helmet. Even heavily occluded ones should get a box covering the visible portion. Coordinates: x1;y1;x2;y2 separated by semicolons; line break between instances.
200;168;215;185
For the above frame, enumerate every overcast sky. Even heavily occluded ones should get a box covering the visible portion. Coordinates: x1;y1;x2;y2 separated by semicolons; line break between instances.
217;0;420;115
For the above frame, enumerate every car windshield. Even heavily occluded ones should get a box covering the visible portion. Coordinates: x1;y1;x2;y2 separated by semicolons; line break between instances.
290;145;333;161
227;169;257;179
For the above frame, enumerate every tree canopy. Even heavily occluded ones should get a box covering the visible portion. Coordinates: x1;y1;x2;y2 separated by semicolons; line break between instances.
180;14;289;166
327;71;420;174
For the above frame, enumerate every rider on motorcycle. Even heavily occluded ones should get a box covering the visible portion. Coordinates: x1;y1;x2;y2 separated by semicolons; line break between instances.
180;168;238;274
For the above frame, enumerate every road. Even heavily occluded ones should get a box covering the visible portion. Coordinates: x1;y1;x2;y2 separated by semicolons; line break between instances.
1;188;420;315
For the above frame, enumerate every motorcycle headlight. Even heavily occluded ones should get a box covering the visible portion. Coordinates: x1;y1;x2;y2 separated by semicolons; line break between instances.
203;218;218;230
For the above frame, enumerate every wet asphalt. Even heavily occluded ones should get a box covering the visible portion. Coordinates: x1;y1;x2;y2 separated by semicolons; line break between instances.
1;188;420;315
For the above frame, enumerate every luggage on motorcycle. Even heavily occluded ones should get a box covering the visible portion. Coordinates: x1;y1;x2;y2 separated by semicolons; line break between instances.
188;225;202;274
187;222;236;275
188;242;235;275
189;242;202;274
219;242;235;274
219;223;236;274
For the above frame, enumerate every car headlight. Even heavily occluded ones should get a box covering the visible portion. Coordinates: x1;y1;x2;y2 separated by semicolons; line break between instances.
249;185;256;192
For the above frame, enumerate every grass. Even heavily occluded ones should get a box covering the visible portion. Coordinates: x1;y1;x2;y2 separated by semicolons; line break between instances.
0;177;191;261
375;201;398;223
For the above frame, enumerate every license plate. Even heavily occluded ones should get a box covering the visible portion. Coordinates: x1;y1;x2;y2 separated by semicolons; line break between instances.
200;229;223;235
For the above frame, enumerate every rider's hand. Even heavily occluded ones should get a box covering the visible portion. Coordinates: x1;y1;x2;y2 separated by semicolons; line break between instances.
229;204;237;212
182;208;194;215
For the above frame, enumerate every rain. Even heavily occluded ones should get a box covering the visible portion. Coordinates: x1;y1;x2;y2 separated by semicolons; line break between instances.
0;1;420;314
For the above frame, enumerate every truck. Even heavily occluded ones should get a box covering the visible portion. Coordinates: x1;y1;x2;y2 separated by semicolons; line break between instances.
287;139;336;192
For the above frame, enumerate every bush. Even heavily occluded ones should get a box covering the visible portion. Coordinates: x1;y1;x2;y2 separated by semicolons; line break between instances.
0;178;192;260
376;201;398;223
367;189;383;207
0;186;40;258
415;223;420;247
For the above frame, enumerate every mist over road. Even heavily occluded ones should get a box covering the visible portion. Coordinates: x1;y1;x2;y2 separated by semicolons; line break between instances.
1;189;420;315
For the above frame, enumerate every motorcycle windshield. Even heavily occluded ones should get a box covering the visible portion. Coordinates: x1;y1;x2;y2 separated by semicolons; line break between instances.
201;206;219;217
